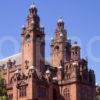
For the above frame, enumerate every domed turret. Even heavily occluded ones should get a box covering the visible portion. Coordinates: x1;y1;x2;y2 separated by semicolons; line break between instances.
71;41;80;61
57;18;64;24
29;4;36;9
57;18;64;31
29;3;37;15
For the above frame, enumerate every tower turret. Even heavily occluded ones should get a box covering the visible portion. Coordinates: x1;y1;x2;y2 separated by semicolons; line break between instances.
21;3;45;75
27;4;40;29
50;18;71;67
71;41;80;61
57;18;64;31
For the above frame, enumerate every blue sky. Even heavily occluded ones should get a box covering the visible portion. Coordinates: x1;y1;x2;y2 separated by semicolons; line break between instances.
0;0;100;84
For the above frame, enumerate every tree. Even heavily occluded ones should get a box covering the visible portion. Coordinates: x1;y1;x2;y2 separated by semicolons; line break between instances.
96;96;100;100
0;72;7;100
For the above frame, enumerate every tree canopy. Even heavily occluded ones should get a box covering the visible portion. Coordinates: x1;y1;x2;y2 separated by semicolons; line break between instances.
96;96;100;100
0;72;7;100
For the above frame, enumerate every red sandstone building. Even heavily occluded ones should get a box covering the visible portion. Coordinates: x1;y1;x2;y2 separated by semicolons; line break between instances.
0;3;96;100
96;86;100;98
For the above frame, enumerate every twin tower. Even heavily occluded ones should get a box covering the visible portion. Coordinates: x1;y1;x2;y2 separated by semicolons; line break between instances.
21;4;80;72
20;3;96;100
0;3;96;100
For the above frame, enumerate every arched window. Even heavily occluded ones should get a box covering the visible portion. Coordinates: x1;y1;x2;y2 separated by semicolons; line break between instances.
54;46;59;53
19;86;27;97
25;34;30;42
63;88;70;100
53;88;57;100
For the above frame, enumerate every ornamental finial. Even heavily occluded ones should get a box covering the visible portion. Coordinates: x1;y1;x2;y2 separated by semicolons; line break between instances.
29;0;36;9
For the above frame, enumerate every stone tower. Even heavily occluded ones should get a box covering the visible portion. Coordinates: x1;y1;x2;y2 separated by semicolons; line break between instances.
21;4;45;75
50;19;96;100
50;18;71;67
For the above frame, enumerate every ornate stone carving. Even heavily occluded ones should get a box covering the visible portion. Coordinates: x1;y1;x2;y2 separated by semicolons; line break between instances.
25;60;29;69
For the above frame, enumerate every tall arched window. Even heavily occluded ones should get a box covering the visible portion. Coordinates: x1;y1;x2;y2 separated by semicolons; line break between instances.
19;86;27;97
63;88;70;100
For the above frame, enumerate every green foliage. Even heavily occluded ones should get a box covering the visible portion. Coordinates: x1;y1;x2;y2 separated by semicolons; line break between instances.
0;72;7;100
0;96;7;100
96;96;100;100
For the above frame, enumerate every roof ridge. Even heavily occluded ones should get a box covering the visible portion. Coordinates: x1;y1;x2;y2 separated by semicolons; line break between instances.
0;53;21;61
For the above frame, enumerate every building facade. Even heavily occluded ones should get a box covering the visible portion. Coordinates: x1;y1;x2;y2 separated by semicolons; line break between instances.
96;85;100;99
0;3;96;100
